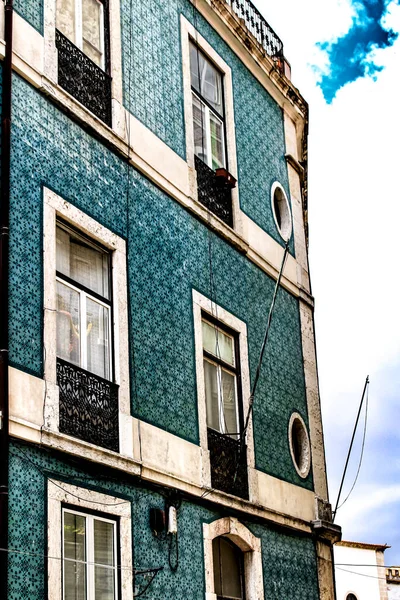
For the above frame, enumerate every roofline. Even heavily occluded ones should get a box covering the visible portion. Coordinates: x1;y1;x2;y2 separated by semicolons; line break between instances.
336;540;391;551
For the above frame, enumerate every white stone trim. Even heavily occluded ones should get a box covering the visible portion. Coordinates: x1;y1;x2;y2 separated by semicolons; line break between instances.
180;15;243;237
47;480;133;600
43;187;133;457
288;411;311;479
192;290;255;497
298;300;329;500
271;180;293;242
203;517;264;600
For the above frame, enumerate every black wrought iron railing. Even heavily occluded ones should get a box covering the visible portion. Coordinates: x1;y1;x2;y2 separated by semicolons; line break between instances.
55;30;112;127
207;427;249;499
195;156;233;227
224;0;284;61
57;358;119;452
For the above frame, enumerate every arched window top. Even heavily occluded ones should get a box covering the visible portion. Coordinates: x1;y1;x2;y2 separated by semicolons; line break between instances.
271;181;292;242
213;537;244;600
346;594;358;600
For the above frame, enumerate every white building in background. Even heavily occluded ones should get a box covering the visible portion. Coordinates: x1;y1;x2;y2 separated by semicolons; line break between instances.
334;541;389;600
387;567;400;599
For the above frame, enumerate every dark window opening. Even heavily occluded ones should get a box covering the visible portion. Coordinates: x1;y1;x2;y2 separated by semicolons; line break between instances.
213;537;245;600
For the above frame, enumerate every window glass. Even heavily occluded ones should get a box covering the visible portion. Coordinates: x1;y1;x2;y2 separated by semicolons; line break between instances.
202;321;234;366
57;281;81;366
190;43;223;115
63;511;117;600
204;359;220;431
56;0;76;43
94;519;115;600
57;226;110;300
213;537;244;600
210;112;224;169
64;512;87;600
86;299;110;379
192;95;208;165
82;0;103;66
221;369;238;435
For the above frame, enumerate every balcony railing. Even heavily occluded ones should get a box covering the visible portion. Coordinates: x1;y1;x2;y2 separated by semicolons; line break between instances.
195;156;233;227
207;427;249;499
57;358;119;452
55;30;112;127
224;0;284;61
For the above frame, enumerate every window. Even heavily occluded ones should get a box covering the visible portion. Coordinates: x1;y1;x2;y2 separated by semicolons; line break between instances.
288;413;311;479
271;182;292;241
190;42;226;170
346;595;358;600
56;0;106;69
203;517;264;600
56;221;112;381
202;317;242;438
213;537;245;600
63;508;118;600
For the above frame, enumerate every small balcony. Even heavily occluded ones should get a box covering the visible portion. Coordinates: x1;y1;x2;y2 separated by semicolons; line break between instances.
55;30;112;126
57;358;119;452
195;156;234;227
224;0;284;68
207;427;249;499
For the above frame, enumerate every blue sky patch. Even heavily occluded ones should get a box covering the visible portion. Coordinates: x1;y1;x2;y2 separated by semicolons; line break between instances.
316;0;399;102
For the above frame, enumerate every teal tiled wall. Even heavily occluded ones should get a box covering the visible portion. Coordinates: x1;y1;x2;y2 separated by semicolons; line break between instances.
8;442;320;600
10;74;310;488
14;0;43;34
120;0;292;249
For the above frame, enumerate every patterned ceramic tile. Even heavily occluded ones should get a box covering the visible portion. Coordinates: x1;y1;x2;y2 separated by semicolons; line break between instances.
8;442;319;599
9;71;311;488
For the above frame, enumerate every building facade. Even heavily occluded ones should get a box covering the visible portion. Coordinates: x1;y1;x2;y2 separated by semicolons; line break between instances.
334;541;389;600
0;0;340;598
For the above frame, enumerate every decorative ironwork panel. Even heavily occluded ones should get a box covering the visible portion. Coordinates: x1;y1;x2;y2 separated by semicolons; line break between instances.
207;428;249;499
195;156;233;227
57;358;119;452
55;30;112;127
225;0;284;61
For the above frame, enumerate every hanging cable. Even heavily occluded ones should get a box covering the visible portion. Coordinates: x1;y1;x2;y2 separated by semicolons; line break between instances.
333;375;370;521
336;381;369;512
233;240;289;485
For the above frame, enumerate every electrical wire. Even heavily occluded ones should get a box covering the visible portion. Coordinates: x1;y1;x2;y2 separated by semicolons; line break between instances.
335;567;388;581
336;381;369;511
333;376;370;521
10;449;129;507
232;240;289;485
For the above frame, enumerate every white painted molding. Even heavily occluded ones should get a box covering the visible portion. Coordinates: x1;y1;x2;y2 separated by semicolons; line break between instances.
203;517;264;599
43;188;132;457
180;15;243;237
47;480;133;600
192;290;255;497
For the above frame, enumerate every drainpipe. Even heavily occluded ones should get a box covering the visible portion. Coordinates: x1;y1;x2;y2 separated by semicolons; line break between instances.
0;0;13;597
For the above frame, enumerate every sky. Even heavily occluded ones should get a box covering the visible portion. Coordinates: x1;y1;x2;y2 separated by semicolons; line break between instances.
254;0;400;565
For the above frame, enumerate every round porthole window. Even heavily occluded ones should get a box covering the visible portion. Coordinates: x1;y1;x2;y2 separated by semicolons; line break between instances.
288;413;311;478
271;182;292;241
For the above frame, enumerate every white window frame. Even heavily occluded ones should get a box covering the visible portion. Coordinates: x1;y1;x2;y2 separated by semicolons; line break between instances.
43;188;132;457
57;0;106;70
192;290;255;495
56;224;113;380
190;51;226;170
62;507;118;600
202;318;240;437
48;480;132;600
181;16;243;235
203;517;264;600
